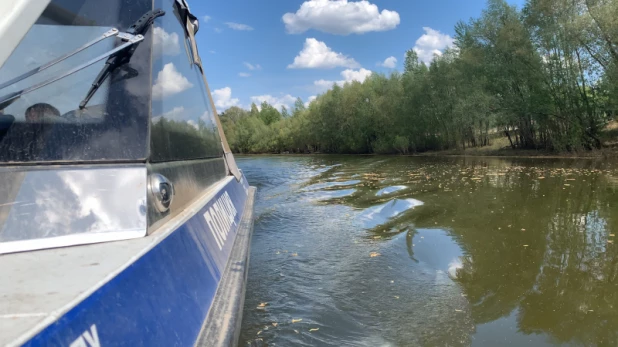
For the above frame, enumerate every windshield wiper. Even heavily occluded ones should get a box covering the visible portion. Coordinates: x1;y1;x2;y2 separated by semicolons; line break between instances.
79;9;165;109
0;9;165;111
0;28;120;92
0;28;118;89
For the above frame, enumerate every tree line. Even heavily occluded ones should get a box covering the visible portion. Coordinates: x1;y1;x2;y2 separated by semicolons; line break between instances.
220;0;618;154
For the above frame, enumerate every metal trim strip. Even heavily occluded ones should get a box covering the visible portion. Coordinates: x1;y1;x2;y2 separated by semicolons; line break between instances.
0;229;145;255
0;165;148;254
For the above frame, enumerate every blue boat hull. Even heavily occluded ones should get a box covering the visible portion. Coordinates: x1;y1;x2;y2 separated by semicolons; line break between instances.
22;176;252;347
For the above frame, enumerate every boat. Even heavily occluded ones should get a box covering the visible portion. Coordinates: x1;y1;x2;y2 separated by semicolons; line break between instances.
0;0;256;345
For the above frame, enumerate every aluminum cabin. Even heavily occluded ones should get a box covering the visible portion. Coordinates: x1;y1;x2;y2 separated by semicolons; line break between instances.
0;0;255;345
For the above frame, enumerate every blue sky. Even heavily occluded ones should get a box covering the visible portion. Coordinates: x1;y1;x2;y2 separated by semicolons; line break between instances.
188;0;525;112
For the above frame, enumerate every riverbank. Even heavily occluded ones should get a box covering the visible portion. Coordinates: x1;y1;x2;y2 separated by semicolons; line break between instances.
236;146;618;160
415;140;618;159
235;126;618;160
236;148;618;160
418;127;618;159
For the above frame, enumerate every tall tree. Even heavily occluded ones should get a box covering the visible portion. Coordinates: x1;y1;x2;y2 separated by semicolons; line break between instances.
293;97;306;116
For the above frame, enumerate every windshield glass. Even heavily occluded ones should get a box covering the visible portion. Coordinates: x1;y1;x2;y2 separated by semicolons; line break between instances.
0;0;152;163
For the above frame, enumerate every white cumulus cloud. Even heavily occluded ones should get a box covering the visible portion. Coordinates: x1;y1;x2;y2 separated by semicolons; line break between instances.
212;87;240;110
288;38;359;69
239;72;251;77
152;106;185;124
313;68;372;92
161;106;185;120
413;27;454;64
378;56;397;68
341;68;372;81
243;62;262;70
305;95;317;108
203;15;211;23
186;119;199;130
152;27;180;56
201;111;213;122
225;22;254;31
152;63;193;100
283;0;400;35
250;94;297;111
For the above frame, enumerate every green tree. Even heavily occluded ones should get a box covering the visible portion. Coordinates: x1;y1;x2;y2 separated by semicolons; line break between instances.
221;0;616;155
259;101;282;125
293;97;306;116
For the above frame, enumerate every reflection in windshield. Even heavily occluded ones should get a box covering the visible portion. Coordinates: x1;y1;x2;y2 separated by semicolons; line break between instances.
0;25;113;122
148;0;223;162
0;0;153;163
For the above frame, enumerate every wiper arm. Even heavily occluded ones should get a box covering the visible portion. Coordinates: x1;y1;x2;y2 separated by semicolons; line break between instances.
0;33;144;110
0;28;119;91
0;9;164;111
79;9;165;109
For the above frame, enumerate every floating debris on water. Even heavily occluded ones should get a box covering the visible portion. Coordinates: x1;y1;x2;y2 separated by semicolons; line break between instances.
240;157;618;345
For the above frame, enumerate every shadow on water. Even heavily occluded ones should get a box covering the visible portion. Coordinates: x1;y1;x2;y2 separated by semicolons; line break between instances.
237;155;618;347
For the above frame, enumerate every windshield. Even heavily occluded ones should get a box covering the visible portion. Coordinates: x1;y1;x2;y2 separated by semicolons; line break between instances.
0;0;152;163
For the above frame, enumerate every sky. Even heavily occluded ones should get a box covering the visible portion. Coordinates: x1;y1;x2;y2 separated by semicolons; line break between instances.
188;0;525;112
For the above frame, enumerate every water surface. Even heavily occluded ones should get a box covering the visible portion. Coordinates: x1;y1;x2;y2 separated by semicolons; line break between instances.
238;155;618;346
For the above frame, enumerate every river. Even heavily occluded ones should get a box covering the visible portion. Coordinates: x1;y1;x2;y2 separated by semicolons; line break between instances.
237;155;618;347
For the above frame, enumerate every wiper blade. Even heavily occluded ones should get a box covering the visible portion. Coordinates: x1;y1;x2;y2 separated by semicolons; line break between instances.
0;28;119;91
79;9;165;109
0;33;144;110
0;8;165;111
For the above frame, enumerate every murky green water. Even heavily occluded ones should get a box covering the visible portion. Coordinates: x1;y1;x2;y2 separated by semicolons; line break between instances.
237;155;618;347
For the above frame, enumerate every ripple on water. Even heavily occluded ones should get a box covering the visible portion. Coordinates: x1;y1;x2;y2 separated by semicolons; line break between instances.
304;188;357;201
303;180;361;191
359;198;424;229
375;185;407;196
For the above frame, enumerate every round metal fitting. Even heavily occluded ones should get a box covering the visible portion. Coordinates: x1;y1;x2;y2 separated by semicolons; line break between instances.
149;174;174;213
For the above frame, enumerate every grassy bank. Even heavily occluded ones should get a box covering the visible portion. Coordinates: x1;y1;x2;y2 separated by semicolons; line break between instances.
236;123;618;159
416;137;618;159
